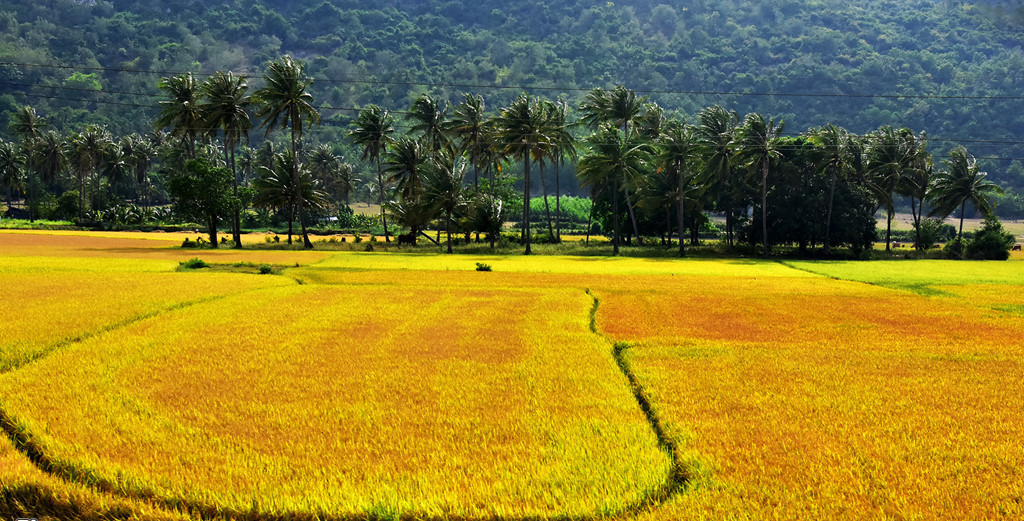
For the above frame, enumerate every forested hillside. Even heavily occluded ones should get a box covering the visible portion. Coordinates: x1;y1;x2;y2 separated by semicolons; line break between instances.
1;0;1023;187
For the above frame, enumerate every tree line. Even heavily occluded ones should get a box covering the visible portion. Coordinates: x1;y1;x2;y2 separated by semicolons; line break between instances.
0;57;1007;258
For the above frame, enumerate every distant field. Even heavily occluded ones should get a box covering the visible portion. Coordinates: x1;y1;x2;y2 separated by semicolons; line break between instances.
1;230;1022;520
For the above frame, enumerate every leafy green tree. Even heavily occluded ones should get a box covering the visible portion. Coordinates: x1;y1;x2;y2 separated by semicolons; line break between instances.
349;105;395;242
965;215;1014;260
167;158;239;247
929;145;1003;244
255;55;320;249
577;125;650;255
494;93;550;255
201;71;252;247
734;112;784;258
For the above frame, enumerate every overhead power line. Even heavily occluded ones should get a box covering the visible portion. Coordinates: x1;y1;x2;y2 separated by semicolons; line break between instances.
4;61;1024;101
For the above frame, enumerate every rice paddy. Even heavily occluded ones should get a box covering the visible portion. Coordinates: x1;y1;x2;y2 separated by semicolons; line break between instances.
1;230;1023;520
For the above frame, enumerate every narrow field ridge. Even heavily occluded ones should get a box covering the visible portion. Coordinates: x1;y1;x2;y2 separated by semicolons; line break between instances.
1;286;686;521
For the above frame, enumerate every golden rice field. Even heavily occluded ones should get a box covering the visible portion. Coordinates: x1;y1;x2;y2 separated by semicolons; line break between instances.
1;230;1023;520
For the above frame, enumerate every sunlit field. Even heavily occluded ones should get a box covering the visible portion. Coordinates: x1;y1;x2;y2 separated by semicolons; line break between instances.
1;230;1023;520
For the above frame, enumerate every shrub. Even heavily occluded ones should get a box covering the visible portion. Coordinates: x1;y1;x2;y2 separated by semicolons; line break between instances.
966;215;1015;260
181;238;195;248
475;262;492;272
179;258;208;269
258;264;273;275
915;218;955;250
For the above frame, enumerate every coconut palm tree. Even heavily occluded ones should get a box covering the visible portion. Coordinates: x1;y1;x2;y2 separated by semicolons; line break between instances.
448;93;486;190
120;134;154;208
201;71;252;247
549;99;578;242
408;93;448;152
34;130;68;192
577;125;651;255
657;121;705;256
384;137;427;203
155;72;202;158
697;105;740;247
468;193;506;249
71;125;112;221
809;124;853;255
866;125;909;252
9;106;47;220
254;55;320;249
349;105;395;242
0;140;25;213
929;145;1002;245
579;85;648;243
494;93;550;255
252;152;328;244
423;146;467;253
895;129;931;250
734;112;784;258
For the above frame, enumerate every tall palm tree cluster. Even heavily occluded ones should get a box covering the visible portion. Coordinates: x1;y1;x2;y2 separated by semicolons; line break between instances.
154;56;337;249
350;85;1000;257
3;75;1001;257
0;105;155;224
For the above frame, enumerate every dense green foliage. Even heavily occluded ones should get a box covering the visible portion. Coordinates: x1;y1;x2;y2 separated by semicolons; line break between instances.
1;0;1023;189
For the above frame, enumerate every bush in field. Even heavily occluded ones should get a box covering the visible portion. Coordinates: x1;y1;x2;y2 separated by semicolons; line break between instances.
965;215;1014;260
475;262;492;272
179;258;208;269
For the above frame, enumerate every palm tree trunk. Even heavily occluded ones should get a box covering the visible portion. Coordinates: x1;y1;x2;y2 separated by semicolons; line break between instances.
612;178;620;256
885;205;893;251
446;209;453;254
911;195;920;251
555;158;561;242
761;161;769;258
228;139;242;249
585;195;594;245
288;204;294;245
824;168;836;255
958;200;966;244
376;154;391;242
540;161;555;240
291;120;313;249
523;151;531;255
623;187;642;246
78;167;85;222
209;215;218;248
678;169;686;257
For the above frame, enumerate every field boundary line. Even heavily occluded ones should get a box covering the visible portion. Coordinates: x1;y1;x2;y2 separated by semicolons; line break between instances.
584;289;692;516
774;260;950;296
0;276;304;375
